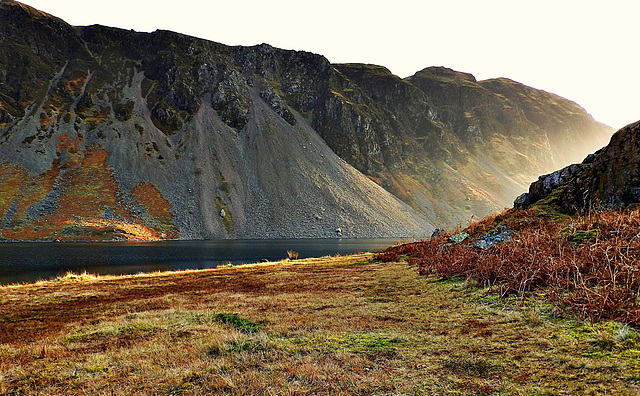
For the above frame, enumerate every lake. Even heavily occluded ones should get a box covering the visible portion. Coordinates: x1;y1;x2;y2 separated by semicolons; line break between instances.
0;238;407;285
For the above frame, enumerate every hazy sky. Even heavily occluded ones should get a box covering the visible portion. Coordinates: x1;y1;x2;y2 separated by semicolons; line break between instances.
19;0;639;130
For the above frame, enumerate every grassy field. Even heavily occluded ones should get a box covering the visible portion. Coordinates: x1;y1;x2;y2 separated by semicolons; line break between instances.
1;254;640;394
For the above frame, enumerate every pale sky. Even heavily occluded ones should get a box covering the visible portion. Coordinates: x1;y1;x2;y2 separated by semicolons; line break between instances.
18;0;640;130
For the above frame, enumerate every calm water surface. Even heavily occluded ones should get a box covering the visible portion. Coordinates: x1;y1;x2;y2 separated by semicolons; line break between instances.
0;238;406;285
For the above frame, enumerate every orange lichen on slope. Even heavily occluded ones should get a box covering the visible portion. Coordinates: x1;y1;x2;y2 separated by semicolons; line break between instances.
64;71;90;96
131;181;177;238
0;163;59;235
10;166;59;226
57;149;123;218
63;218;164;241
1;145;174;241
132;182;172;220
370;171;410;202
0;163;27;216
56;133;84;169
2;126;178;241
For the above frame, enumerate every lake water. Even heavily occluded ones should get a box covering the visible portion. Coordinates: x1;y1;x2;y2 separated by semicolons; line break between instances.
0;238;406;285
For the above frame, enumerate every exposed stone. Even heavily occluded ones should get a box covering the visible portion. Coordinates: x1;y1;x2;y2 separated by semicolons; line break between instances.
474;227;511;250
564;121;640;211
259;81;296;125
582;149;603;164
514;121;640;214
513;193;530;209
527;164;586;205
448;232;469;244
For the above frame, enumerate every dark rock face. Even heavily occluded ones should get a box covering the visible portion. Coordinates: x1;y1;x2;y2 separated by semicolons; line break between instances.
474;227;511;250
0;2;614;239
566;121;640;211
524;164;588;206
513;193;530;210
515;121;640;214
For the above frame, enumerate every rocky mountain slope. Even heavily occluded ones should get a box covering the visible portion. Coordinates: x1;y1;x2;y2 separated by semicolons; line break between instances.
0;1;612;240
262;63;610;228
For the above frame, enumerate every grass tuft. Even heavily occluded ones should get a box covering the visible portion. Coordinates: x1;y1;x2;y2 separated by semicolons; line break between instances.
54;271;98;283
213;313;262;334
523;308;543;327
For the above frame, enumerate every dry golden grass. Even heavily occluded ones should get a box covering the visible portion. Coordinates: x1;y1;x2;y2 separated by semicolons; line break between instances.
1;254;640;394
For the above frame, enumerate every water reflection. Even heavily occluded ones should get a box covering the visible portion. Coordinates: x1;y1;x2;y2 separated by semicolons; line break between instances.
0;238;407;285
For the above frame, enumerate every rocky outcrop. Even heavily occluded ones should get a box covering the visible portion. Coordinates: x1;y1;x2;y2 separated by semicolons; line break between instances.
515;164;588;209
0;2;614;240
565;121;640;211
515;121;640;213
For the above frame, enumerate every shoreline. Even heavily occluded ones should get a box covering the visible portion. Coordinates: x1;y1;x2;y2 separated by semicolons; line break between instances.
0;253;373;288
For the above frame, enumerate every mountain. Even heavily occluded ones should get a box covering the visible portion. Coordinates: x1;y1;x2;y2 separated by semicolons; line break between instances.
327;65;612;227
0;1;612;240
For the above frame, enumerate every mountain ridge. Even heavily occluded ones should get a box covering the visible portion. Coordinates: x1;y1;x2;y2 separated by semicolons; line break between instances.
0;1;613;240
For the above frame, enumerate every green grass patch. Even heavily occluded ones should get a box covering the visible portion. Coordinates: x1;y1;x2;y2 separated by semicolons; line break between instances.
333;333;403;355
571;229;599;244
213;313;262;334
207;336;271;357
215;197;233;233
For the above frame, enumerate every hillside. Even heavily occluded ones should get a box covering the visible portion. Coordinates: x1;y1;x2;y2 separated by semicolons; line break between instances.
0;1;612;240
378;120;640;324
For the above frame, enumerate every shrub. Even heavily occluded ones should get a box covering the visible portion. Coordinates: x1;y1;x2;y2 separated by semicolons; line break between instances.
375;207;640;325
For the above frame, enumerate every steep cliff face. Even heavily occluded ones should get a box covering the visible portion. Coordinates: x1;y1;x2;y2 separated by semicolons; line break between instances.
0;2;612;240
0;1;433;240
407;67;612;177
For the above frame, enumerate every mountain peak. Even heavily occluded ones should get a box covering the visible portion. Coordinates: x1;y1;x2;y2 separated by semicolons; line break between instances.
410;66;478;85
335;63;395;77
0;1;67;25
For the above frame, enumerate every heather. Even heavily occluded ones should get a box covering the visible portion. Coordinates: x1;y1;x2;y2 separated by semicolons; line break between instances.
377;207;640;325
